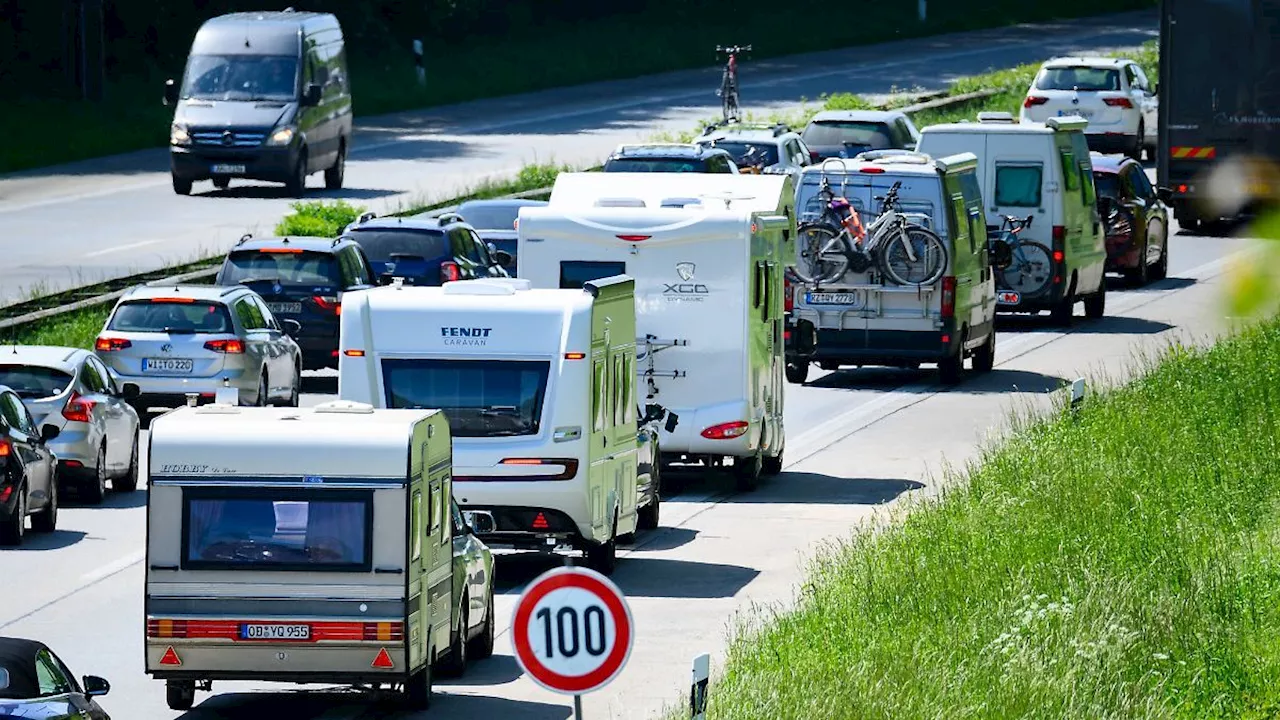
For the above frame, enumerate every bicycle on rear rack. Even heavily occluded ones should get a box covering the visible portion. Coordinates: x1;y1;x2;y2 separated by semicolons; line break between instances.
715;44;751;123
989;214;1053;299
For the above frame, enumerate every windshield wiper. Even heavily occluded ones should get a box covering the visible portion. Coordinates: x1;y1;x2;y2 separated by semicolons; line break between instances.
162;327;197;335
479;405;520;415
237;276;283;285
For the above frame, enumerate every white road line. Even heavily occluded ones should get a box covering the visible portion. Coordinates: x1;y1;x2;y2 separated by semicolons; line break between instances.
79;548;145;584
84;239;166;258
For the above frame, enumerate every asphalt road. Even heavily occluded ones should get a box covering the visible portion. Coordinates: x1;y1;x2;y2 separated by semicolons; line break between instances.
0;11;1156;304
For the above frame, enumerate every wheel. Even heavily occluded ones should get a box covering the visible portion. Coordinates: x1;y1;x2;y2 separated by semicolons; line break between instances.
287;366;300;407
31;478;56;533
468;589;496;660
84;444;108;505
938;347;963;385
793;224;848;285
1123;247;1150;287
115;435;139;492
403;663;432;710
762;448;784;476
1049;295;1075;326
785;362;809;384
733;452;761;492
285;150;308;198
818;361;841;371
972;330;996;373
878;226;949;286
1152;235;1169;280
0;485;23;546
436;596;468;678
1128;125;1144;161
997;241;1053;298
638;463;661;530
248;371;268;407
585;519;618;575
165;680;195;711
171;174;192;196
212;176;230;190
1084;283;1107;319
325;141;346;190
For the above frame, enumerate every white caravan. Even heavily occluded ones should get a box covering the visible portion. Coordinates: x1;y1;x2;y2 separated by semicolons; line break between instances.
338;276;654;575
545;171;795;219
517;179;792;491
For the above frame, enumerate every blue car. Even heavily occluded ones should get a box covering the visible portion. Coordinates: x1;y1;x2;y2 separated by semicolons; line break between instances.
455;198;549;276
342;211;509;286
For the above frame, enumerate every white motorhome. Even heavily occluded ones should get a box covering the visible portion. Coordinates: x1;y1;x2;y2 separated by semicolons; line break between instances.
338;276;654;575
517;173;793;491
144;401;453;711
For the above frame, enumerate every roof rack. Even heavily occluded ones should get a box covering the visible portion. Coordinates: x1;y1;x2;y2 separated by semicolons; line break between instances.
701;120;791;137
355;211;377;224
436;212;464;225
977;111;1016;123
235;233;253;246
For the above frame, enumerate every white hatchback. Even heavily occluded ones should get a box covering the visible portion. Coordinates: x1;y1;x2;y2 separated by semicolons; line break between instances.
1019;56;1157;160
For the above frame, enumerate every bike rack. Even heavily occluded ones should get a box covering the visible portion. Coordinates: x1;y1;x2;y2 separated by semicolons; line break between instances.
636;333;687;400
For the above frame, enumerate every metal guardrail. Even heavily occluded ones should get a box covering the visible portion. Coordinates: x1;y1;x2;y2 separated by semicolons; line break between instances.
1;88;1003;335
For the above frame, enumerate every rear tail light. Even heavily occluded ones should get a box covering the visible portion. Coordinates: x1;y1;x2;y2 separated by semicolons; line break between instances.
0;438;11;458
0;485;11;503
1103;97;1133;108
784;277;794;312
1177;184;1188;194
809;150;821;161
1023;95;1049;108
440;261;461;283
859;167;885;174
95;336;132;352
616;235;651;242
701;421;750;440
497;457;579;480
362;622;405;641
62;391;96;423
147;619;189;638
940;276;957;319
204;339;245;354
1052;226;1066;284
531;512;550;530
312;296;341;314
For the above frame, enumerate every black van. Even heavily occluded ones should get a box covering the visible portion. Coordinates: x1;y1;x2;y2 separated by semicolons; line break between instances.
164;10;353;197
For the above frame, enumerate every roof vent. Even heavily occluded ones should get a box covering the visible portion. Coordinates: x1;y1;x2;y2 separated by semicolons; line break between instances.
660;197;704;208
441;278;531;296
977;111;1016;123
195;404;241;414
594;198;648;208
314;400;375;414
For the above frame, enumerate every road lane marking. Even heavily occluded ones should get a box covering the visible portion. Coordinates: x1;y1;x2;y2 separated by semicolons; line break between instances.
84;239;166;258
80;548;145;583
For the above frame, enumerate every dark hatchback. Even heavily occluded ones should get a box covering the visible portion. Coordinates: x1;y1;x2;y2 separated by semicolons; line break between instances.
342;213;509;287
801;110;920;161
1091;153;1172;286
455;199;548;275
0;637;112;719
215;235;375;370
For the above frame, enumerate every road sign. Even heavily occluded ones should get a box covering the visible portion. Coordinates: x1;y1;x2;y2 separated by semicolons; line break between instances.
511;566;634;697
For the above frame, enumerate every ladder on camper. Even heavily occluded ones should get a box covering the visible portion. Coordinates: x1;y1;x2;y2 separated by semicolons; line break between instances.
636;333;687;400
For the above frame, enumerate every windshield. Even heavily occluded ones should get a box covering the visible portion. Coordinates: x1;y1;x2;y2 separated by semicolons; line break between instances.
0;366;73;400
222;250;341;287
181;54;299;102
107;300;233;334
348;230;448;265
1035;66;1121;91
604;158;707;173
802;121;894;148
457;203;536;231
382;358;549;438
184;493;371;570
1092;172;1120;199
699;140;779;166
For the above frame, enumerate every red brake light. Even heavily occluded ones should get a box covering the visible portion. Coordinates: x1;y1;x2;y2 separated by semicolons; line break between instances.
95;336;132;352
784;277;794;312
62;392;95;423
700;421;750;440
0;485;10;503
1023;95;1049;108
0;438;11;458
1052;250;1065;263
312;295;341;314
941;276;957;319
1052;225;1066;243
809;150;821;161
259;248;303;253
440;261;461;283
1103;97;1133;108
616;235;651;242
859;167;885;174
204;339;245;354
531;512;550;530
1177;184;1188;193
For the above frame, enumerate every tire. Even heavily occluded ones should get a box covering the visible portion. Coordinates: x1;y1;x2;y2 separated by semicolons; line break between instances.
878;226;949;286
115;435;139;492
437;596;468;678
1128;125;1144;161
31;478;57;533
468;589;496;660
287;365;300;407
938;347;963;385
325;141;346;190
586;519;618;576
84;444;108;505
1050;294;1075;327
734;452;761;492
785;362;809;384
0;486;23;546
638;462;660;530
998;241;1054;298
212;176;230;191
171;175;192;196
251;371;268;407
972;330;996;373
166;680;195;711
762;448;784;476
818;361;841;371
285;150;308;198
793;224;847;285
1123;247;1150;287
1084;282;1107;319
403;663;432;710
1152;235;1169;280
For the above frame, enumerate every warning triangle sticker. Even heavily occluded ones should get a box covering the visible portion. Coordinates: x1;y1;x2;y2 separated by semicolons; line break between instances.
371;647;394;668
159;646;182;666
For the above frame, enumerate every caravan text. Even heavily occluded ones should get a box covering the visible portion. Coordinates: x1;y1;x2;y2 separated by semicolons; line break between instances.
442;326;494;346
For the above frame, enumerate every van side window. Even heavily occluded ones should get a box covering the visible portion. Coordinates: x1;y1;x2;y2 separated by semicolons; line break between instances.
1079;161;1096;206
623;355;635;424
592;360;606;432
958;172;986;250
610;355;621;427
411;490;423;561
1059;150;1079;192
994;165;1043;207
948;193;971;253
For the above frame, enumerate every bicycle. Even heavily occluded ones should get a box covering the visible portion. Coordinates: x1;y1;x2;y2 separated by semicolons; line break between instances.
715;44;750;123
792;171;948;287
988;214;1053;299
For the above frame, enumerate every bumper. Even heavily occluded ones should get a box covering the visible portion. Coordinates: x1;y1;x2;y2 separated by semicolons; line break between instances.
146;641;408;682
786;319;959;365
459;505;588;550
1084;132;1135;154
656;401;757;457
296;333;339;370
1105;235;1141;270
170;145;298;183
455;480;596;543
995;281;1067;313
113;369;252;408
48;432;97;482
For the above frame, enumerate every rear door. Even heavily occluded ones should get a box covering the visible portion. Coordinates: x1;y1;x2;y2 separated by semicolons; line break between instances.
220;248;344;334
98;298;233;380
78;356;124;467
990;137;1050;247
248;295;295;386
230;296;273;391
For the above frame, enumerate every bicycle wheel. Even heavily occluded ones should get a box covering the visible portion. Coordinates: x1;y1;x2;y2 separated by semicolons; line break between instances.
792;223;848;285
998;240;1054;298
878;225;948;286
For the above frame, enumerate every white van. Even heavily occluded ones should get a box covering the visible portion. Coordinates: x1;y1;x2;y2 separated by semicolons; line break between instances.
517;181;792;491
145;401;452;711
338;276;646;575
916;114;1108;323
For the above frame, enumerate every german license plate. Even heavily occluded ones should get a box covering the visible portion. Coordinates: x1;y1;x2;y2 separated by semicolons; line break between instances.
211;164;246;174
240;623;311;641
1058;109;1094;119
267;302;302;315
997;291;1021;305
805;292;863;307
142;358;193;373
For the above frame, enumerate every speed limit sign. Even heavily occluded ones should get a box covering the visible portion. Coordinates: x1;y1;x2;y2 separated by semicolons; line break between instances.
511;566;634;697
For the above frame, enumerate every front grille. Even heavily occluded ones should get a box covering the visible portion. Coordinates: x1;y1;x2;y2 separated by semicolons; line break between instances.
191;129;269;148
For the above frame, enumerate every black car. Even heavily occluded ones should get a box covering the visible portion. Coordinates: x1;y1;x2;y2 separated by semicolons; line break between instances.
800;110;920;161
215;235;376;370
0;637;111;719
455;198;549;275
0;387;59;547
342;212;510;287
602;144;740;174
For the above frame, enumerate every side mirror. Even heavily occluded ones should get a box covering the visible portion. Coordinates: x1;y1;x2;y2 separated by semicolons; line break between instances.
493;250;514;268
40;424;60;443
664;411;680;433
280;318;302;336
1157;186;1173;204
462;510;496;535
82;675;110;697
378;272;398;286
1152;82;1159;96
120;383;141;400
163;79;178;106
302;83;322;107
903;141;917;151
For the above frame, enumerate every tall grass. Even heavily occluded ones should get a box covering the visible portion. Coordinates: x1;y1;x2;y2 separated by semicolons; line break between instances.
5;306;112;351
698;315;1280;719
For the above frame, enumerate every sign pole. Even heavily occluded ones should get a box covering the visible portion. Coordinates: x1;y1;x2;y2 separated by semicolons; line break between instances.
574;694;584;719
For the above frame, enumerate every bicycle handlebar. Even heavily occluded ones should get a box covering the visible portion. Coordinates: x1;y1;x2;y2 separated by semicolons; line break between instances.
716;45;752;54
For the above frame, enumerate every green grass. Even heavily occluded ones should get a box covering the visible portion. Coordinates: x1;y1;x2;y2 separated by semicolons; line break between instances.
694;313;1280;719
6;305;112;351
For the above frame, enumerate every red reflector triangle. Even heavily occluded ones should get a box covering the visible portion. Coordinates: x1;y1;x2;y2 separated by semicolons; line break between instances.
371;647;394;669
532;512;549;529
159;646;182;666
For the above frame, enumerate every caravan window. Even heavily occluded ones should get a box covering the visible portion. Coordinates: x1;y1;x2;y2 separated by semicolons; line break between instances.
181;489;372;571
994;165;1043;207
560;261;626;289
382;358;549;437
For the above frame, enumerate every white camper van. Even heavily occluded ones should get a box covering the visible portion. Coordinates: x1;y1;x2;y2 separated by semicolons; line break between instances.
144;401;453;711
518;174;793;491
544;171;795;219
338;276;658;575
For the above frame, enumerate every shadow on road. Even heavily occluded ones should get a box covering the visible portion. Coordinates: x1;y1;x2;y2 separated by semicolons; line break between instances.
62;487;147;510
384;692;573;719
436;654;525;687
1121;276;1196;293
627;526;698;552
803;365;1067;395
9;529;87;551
489;552;759;599
661;466;925;507
196;184;401;201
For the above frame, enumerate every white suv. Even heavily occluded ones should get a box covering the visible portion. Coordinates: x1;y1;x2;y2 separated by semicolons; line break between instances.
1019;56;1158;160
693;122;814;178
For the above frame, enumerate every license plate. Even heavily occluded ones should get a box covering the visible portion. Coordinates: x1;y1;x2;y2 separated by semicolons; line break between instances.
240;623;311;641
1058;109;1094;119
805;292;863;307
142;358;193;373
267;302;302;315
211;164;246;174
997;291;1022;305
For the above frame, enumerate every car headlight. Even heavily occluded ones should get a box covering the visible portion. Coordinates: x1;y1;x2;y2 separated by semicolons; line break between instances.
266;126;296;146
170;124;190;146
